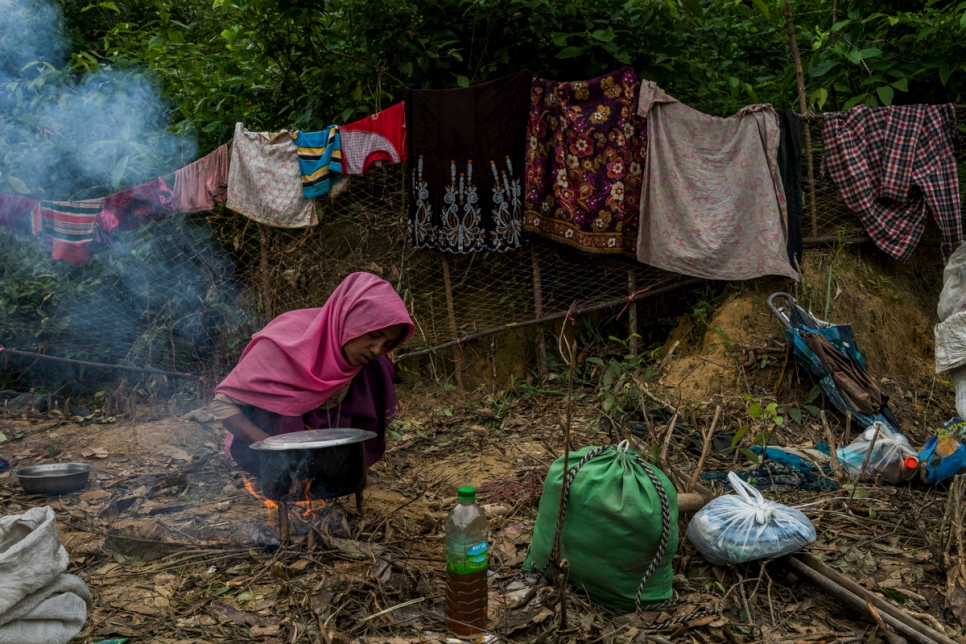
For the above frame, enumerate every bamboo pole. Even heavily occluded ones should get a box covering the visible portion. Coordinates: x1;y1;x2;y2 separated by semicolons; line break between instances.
795;554;956;644
786;555;950;644
532;249;548;379
440;255;463;389
0;347;199;379
259;224;274;321
627;269;639;356
783;0;819;237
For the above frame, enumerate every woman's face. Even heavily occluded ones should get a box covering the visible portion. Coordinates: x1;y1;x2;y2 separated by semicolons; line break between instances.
342;323;407;368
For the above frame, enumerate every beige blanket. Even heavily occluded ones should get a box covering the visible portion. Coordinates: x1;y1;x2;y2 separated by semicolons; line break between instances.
636;81;797;280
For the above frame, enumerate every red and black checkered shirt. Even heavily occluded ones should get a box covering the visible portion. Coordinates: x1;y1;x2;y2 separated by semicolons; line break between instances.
823;104;961;262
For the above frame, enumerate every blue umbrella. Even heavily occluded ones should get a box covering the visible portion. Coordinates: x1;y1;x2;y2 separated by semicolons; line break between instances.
767;293;900;434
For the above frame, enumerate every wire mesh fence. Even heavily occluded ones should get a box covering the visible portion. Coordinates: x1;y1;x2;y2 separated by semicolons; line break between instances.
0;109;964;386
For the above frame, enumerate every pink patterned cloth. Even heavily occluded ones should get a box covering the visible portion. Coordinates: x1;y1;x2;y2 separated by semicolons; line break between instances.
226;123;317;228
635;81;797;281
174;143;231;214
215;272;414;417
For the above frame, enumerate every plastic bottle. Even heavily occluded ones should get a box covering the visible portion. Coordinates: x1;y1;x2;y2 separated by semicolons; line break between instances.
445;485;489;636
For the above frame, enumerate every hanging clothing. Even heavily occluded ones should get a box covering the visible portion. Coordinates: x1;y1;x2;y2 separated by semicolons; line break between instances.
225;357;400;475
522;67;646;256
100;176;175;232
777;111;804;269
30;199;108;263
226;123;318;228
636;81;797;281
293;126;343;198
173;143;231;213
0;193;39;235
341;102;408;175
822;104;961;262
406;71;532;253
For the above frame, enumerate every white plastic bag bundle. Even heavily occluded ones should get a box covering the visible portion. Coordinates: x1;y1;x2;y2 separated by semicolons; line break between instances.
936;244;966;419
954;368;966;423
934;313;966;373
938;244;966;322
0;506;92;644
687;472;816;565
836;422;918;484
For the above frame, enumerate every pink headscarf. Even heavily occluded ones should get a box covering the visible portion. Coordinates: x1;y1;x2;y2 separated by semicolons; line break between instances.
216;272;414;417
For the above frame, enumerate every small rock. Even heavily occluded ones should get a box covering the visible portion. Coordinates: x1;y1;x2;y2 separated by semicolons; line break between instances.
482;504;508;517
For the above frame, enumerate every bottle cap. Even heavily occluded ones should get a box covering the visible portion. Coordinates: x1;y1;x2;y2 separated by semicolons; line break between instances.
457;486;476;503
903;456;919;470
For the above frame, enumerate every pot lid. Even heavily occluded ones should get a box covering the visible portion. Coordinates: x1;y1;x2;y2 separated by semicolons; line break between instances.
249;428;377;451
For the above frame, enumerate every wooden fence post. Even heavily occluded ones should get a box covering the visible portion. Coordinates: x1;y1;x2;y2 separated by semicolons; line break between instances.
783;0;819;237
440;255;463;389
531;248;548;379
627;268;639;357
259;224;274;321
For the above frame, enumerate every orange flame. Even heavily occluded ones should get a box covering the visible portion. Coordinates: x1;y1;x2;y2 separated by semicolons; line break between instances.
243;477;278;509
290;478;326;518
242;477;326;520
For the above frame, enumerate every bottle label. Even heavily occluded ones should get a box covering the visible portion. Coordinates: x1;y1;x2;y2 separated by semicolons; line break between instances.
446;540;489;575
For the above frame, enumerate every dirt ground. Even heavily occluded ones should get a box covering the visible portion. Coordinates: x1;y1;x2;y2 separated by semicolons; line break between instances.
2;245;966;643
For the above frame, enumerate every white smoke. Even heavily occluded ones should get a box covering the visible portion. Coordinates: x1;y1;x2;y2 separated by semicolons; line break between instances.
0;0;197;199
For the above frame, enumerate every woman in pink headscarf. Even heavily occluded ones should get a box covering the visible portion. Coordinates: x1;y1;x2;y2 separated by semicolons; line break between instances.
211;272;414;475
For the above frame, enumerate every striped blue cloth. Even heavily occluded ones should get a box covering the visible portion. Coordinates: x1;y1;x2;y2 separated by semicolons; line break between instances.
293;126;343;198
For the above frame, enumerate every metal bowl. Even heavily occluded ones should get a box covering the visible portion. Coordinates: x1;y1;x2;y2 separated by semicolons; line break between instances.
13;463;93;495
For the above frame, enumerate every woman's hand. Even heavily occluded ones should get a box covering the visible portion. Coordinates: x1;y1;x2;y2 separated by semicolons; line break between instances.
223;414;272;445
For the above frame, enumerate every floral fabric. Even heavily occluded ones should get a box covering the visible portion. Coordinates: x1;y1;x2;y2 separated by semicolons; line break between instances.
226;123;317;228
406;71;532;253
523;68;645;257
636;81;797;281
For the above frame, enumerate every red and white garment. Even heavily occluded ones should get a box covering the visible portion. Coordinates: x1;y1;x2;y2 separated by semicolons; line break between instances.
340;102;408;175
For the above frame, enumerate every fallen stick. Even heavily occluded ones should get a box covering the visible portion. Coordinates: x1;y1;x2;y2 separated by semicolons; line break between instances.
676;493;709;514
821;411;844;481
278;501;290;547
852;423;881;493
687;405;720;493
794;553;955;644
786;555;952;644
658;413;678;472
866;601;907;644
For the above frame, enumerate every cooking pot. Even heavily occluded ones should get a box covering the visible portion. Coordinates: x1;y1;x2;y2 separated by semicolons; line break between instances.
250;428;376;502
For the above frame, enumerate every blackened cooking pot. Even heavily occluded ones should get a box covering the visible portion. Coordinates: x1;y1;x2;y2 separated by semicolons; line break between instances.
250;428;376;502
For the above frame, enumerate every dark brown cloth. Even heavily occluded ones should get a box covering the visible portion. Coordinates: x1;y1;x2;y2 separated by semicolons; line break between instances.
406;71;532;253
803;333;887;415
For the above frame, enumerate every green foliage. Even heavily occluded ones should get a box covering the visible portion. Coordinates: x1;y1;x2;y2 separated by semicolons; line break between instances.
3;0;964;196
805;0;966;110
746;394;785;426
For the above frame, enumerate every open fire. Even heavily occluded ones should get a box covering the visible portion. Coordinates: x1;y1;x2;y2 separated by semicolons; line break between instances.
243;477;327;517
243;477;348;545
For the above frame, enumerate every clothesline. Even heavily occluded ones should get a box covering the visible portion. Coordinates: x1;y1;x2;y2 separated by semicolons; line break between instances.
0;68;962;274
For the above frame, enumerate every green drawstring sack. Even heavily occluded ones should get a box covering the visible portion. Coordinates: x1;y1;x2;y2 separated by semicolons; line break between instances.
523;442;679;613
